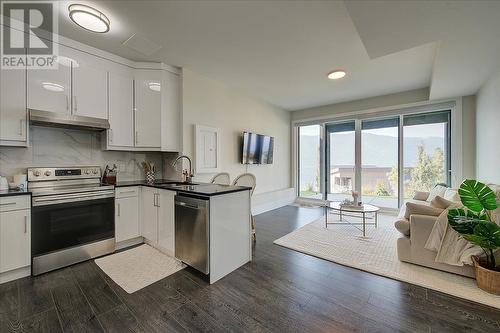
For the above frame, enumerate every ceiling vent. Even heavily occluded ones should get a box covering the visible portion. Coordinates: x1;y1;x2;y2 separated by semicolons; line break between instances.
122;33;162;56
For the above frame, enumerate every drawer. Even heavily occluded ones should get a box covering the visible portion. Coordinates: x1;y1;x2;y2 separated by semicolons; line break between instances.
115;186;139;199
0;195;30;212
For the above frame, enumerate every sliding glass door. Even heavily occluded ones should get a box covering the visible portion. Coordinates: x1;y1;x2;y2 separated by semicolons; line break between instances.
297;109;452;209
326;121;356;202
402;111;451;200
298;125;322;199
361;118;399;209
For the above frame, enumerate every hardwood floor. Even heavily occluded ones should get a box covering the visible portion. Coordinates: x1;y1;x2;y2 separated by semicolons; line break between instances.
1;205;499;332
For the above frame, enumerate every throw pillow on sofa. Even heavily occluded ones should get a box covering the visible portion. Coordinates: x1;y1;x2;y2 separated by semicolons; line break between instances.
413;191;430;201
443;188;461;202
430;195;454;209
404;202;444;220
426;184;448;202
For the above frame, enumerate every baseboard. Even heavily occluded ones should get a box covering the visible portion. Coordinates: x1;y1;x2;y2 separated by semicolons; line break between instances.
0;266;30;284
115;236;144;251
252;187;296;215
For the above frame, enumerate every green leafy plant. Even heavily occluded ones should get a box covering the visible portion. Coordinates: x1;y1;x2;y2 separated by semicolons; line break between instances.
448;179;500;270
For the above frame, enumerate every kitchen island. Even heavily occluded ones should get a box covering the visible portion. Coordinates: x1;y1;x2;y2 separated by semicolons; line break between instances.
114;180;252;284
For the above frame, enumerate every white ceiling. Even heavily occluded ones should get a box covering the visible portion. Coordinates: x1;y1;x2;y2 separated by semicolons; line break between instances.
54;1;500;111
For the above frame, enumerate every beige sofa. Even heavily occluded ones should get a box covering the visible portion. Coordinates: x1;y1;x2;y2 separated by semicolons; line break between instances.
395;184;500;278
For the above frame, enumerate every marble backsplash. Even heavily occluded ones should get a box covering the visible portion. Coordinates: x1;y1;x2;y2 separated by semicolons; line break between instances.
0;126;180;181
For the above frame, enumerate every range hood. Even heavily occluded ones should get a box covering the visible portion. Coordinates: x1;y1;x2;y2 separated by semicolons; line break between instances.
29;109;110;131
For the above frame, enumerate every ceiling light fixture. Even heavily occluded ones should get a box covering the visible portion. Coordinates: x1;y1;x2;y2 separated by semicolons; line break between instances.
68;4;110;33
42;82;65;92
148;82;161;92
327;70;347;80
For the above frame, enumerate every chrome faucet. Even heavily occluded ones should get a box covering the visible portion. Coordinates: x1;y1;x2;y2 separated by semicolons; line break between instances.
172;155;194;183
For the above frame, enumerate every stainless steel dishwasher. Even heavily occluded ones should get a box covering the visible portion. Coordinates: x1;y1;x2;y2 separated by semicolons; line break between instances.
175;194;210;274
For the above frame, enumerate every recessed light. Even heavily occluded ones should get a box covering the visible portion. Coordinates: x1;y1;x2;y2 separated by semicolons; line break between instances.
327;70;347;80
42;82;65;92
68;4;110;33
148;82;161;92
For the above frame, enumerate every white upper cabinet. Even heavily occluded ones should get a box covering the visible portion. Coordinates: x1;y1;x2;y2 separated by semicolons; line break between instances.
27;54;71;115
0;62;27;144
134;69;162;148
161;70;181;152
66;47;108;119
108;71;134;148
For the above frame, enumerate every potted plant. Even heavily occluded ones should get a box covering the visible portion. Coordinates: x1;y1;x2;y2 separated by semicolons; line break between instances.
448;179;500;294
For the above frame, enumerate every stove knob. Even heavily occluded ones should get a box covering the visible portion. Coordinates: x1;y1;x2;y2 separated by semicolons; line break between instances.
84;169;90;175
44;170;52;177
33;170;41;177
92;169;98;174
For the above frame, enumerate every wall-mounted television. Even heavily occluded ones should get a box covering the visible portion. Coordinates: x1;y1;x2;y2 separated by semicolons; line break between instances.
242;132;274;164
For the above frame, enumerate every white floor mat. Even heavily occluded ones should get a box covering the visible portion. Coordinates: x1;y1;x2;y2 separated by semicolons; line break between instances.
95;244;185;293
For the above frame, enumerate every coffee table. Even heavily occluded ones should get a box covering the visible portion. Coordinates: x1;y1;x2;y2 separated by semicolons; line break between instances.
324;201;380;237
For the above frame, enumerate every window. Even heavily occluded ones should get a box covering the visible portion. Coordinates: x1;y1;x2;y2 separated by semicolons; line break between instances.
403;111;451;199
298;125;322;199
296;109;452;209
361;117;399;209
326;121;355;202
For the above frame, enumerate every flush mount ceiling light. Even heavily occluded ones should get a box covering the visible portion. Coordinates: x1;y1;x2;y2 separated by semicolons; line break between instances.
327;69;347;80
68;4;110;33
148;82;161;92
42;82;65;92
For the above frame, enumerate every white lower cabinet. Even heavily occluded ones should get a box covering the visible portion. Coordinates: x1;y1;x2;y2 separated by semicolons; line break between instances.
0;201;31;275
115;188;140;243
157;189;175;255
140;187;175;255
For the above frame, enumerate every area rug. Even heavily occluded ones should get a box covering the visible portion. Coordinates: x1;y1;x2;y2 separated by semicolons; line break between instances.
95;244;185;293
273;214;500;309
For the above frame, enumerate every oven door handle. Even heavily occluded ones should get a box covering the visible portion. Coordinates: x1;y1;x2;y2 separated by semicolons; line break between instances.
32;190;115;206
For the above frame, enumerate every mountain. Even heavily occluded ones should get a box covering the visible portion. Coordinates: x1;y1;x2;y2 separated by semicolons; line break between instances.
301;132;444;168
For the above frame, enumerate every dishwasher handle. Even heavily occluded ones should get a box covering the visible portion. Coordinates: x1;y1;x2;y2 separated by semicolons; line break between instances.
176;201;201;209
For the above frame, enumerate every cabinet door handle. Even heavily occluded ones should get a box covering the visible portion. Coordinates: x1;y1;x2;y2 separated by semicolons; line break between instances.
109;129;113;143
157;194;160;207
19;119;24;136
117;203;121;216
73;96;78;113
135;131;138;145
24;215;28;233
0;202;16;206
153;193;157;207
66;95;70;111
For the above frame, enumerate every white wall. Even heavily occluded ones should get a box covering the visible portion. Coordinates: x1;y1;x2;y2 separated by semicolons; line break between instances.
476;69;500;184
182;69;291;195
291;88;430;121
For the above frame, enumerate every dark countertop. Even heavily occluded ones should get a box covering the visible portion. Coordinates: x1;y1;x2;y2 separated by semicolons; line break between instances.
0;188;31;197
114;179;251;197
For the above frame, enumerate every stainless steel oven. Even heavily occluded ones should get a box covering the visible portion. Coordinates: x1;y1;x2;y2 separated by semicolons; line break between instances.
28;167;115;275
